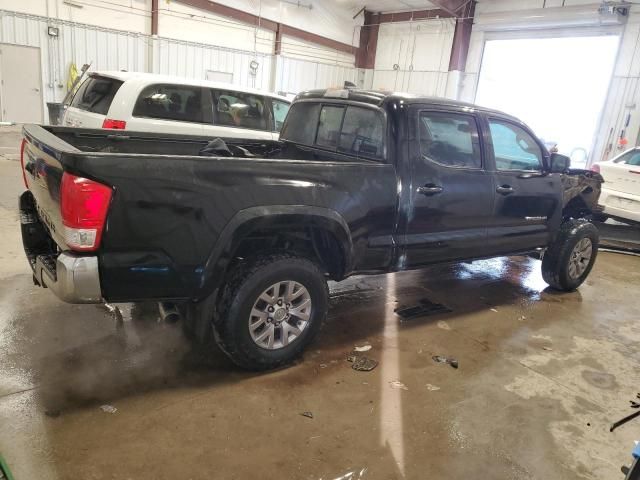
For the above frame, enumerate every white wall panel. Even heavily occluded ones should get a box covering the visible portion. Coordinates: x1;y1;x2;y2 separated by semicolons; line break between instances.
207;0;361;47
152;37;274;91
0;9;148;112
372;18;454;96
0;8;357;121
274;55;357;96
279;35;355;67
159;2;274;55
0;0;150;34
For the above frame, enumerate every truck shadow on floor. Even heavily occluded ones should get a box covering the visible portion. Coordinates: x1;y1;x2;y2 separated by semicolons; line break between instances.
32;256;576;414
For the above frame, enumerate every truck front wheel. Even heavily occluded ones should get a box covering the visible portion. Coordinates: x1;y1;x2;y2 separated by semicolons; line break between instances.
541;219;599;291
214;253;328;370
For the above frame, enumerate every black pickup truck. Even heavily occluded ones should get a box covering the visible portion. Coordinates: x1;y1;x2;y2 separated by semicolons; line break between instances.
19;89;603;370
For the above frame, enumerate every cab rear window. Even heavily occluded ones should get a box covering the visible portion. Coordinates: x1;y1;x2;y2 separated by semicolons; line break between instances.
281;102;385;161
70;76;123;115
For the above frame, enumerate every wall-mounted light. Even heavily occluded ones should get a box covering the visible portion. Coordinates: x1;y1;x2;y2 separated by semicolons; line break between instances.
47;26;59;37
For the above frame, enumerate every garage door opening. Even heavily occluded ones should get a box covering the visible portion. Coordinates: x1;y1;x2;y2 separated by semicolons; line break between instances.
475;35;619;168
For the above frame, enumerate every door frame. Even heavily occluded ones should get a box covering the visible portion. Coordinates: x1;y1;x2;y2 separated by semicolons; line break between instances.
0;43;44;123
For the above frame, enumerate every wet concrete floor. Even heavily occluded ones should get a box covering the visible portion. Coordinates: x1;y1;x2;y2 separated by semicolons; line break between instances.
1;125;640;479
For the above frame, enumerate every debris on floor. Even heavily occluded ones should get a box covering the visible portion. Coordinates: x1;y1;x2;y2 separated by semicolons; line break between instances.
425;384;441;391
437;320;451;330
300;411;314;419
100;405;118;414
542;346;553;351
389;380;408;391
490;308;498;313
346;349;378;372
394;298;451;320
353;344;372;352
432;355;459;369
346;352;358;363
519;315;527;321
102;303;124;325
610;393;640;432
352;356;378;372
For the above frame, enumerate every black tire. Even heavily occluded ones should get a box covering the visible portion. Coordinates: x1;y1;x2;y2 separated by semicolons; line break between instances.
593;213;608;223
214;253;328;371
542;219;599;291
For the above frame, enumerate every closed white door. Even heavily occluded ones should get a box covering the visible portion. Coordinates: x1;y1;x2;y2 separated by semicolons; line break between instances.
0;44;43;123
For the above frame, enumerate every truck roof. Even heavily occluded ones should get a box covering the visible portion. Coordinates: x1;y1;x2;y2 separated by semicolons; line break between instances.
296;88;517;120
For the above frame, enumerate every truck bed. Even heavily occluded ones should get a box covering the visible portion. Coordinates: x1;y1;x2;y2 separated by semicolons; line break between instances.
20;124;397;302
46;125;282;157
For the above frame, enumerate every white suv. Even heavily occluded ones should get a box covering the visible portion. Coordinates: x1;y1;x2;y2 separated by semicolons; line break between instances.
62;71;291;140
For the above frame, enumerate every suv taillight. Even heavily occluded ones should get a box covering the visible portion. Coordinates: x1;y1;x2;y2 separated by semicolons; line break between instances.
102;119;126;129
20;138;28;188
60;173;112;251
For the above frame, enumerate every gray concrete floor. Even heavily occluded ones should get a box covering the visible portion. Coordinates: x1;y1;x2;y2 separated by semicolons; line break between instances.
1;125;640;480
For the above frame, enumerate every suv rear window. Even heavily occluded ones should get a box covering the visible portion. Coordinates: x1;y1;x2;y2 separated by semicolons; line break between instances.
70;76;123;115
212;90;268;130
133;84;206;123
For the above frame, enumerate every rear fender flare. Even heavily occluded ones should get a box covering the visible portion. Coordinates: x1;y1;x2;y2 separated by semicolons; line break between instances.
198;206;353;301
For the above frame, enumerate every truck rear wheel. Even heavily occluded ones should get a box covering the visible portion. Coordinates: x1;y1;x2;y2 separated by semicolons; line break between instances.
541;219;599;291
214;253;328;370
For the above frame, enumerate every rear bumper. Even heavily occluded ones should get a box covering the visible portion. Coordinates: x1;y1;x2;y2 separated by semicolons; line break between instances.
20;191;103;304
599;188;640;223
33;253;102;303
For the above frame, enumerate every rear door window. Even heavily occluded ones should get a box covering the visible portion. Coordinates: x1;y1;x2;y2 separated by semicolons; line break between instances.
419;112;481;168
133;84;207;123
70;76;123;115
212;90;268;130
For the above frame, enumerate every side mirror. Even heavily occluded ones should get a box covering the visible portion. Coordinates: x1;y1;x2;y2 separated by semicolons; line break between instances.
550;153;570;173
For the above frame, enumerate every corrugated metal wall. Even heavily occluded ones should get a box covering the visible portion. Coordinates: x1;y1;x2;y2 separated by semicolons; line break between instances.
0;9;148;112
372;19;455;96
151;37;274;91
0;9;359;122
274;55;358;96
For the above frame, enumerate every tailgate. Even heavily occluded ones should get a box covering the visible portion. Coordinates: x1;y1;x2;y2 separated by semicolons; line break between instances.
21;124;81;249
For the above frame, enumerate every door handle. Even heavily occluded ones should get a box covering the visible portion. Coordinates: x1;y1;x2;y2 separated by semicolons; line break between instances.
417;184;443;196
496;185;514;195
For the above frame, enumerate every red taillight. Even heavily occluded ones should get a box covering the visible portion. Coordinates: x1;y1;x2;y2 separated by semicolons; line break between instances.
20;138;28;188
590;164;600;174
102;119;126;129
60;172;112;251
